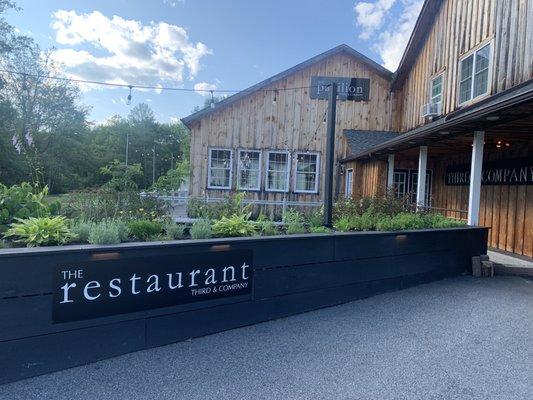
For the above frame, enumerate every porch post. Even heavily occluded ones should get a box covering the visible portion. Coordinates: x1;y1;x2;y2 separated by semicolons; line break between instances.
467;131;485;225
416;146;428;208
387;154;395;190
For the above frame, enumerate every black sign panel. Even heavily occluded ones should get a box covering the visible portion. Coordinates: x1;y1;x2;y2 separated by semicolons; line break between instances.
53;249;253;323
310;76;370;101
445;158;533;186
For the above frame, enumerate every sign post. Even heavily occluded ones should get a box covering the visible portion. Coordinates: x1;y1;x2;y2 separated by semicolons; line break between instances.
324;83;337;227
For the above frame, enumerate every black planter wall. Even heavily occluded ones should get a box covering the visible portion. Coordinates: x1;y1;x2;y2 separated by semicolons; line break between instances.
0;227;488;384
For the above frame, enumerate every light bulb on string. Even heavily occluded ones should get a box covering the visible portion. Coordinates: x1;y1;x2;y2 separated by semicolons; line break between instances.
210;90;215;109
272;89;278;104
126;85;133;105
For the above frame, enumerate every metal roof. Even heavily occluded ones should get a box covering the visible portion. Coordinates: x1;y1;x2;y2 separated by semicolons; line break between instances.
181;44;393;128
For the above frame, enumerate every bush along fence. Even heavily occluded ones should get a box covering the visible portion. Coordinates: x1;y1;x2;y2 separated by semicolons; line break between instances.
0;227;488;384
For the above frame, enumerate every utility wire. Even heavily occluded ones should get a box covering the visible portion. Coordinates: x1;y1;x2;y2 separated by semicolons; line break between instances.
0;68;322;94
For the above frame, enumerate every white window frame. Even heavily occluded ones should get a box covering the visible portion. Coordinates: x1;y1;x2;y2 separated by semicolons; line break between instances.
237;149;262;191
458;42;493;106
345;168;353;197
429;73;443;107
265;150;291;193
207;147;233;190
294;152;320;194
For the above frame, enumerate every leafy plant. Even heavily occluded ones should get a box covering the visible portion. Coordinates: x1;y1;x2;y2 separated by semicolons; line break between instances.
127;220;163;241
255;213;279;236
333;216;354;232
306;208;324;228
283;209;307;235
212;213;257;238
151;161;189;193
5;216;77;247
0;183;58;232
100;160;143;192
190;218;212;239
88;220;122;245
164;223;186;240
71;220;94;243
309;226;331;234
187;193;249;220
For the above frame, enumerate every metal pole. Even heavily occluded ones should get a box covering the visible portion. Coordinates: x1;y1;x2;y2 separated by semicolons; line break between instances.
467;131;485;225
125;131;129;166
324;83;337;227
152;146;156;185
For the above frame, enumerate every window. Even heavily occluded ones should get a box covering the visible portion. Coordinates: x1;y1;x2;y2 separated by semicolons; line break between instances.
430;74;443;107
266;151;290;192
345;168;353;197
459;43;491;104
208;148;232;189
237;150;261;191
393;171;407;197
295;152;319;193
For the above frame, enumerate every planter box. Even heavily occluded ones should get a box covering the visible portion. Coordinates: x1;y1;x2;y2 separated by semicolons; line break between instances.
0;227;488;384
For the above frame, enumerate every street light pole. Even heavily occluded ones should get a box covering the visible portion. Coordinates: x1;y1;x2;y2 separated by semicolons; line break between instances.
125;131;129;166
324;83;337;227
152;146;156;185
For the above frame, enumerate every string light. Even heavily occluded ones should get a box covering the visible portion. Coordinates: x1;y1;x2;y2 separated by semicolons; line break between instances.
0;69;321;95
126;85;133;105
210;90;215;109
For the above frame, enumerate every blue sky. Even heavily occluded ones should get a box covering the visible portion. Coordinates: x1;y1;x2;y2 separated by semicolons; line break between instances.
6;0;423;123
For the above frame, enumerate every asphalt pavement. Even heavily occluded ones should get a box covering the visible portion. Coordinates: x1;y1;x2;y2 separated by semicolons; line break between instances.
1;275;531;400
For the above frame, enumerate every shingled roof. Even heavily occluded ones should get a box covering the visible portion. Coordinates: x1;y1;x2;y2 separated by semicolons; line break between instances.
182;44;393;128
343;130;399;158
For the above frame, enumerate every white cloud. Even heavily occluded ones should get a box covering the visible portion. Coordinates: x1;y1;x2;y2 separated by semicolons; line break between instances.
49;10;212;90
193;81;218;96
354;0;423;71
169;116;181;123
164;0;184;7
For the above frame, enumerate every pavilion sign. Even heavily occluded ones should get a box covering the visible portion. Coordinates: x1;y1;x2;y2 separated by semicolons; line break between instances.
53;249;253;323
445;158;533;186
310;76;370;101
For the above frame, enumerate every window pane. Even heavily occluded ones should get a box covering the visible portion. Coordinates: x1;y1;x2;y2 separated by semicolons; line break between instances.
461;55;474;81
296;153;318;192
267;153;288;191
209;149;231;188
474;69;489;97
431;75;442;101
475;45;490;72
238;151;260;189
459;78;472;103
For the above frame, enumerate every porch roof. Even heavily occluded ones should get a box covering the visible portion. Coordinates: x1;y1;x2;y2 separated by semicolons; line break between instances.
340;79;533;163
343;130;399;156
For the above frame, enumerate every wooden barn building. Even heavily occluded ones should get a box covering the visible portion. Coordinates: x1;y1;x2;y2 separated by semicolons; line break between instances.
182;0;533;258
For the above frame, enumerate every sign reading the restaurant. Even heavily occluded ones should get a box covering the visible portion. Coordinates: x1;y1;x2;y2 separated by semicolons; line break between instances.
310;76;370;101
53;249;253;323
445;158;533;186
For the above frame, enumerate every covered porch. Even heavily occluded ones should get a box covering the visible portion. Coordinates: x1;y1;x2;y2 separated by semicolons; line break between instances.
341;80;533;258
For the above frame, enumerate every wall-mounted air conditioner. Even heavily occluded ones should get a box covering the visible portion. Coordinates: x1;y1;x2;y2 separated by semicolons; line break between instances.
420;102;442;118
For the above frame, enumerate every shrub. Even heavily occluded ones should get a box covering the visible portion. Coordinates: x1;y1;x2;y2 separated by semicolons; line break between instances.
333;216;354;232
306;208;324;228
375;213;427;231
255;214;279;236
71;221;94;243
0;183;54;232
350;211;381;231
88;221;122;245
190;218;212;239
5;216;77;247
187;193;249;220
127;220;163;241
212;213;257;238
283;209;306;235
423;213;466;228
165;223;186;240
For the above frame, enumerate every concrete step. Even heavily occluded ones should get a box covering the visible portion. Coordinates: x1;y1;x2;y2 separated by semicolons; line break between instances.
488;250;533;277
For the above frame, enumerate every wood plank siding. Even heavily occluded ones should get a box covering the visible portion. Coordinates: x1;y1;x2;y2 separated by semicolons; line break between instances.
431;143;533;258
393;0;533;132
188;51;392;201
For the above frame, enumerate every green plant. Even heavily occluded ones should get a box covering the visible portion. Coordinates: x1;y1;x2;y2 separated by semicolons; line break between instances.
0;183;53;232
127;220;163;241
88;221;122;245
165;223;186;240
71;220;94;243
5;216;77;247
151;161;189;193
187;193;250;220
333;216;354;232
213;213;257;237
283;209;306;234
255;214;279;236
306;208;324;228
190;218;212;239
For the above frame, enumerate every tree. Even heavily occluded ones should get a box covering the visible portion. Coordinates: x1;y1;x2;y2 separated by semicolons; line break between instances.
0;0;18;55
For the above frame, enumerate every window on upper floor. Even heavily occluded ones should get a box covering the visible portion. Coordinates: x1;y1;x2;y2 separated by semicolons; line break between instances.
208;148;232;189
459;43;492;105
266;151;290;192
430;74;443;108
294;152;319;193
237;150;261;191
